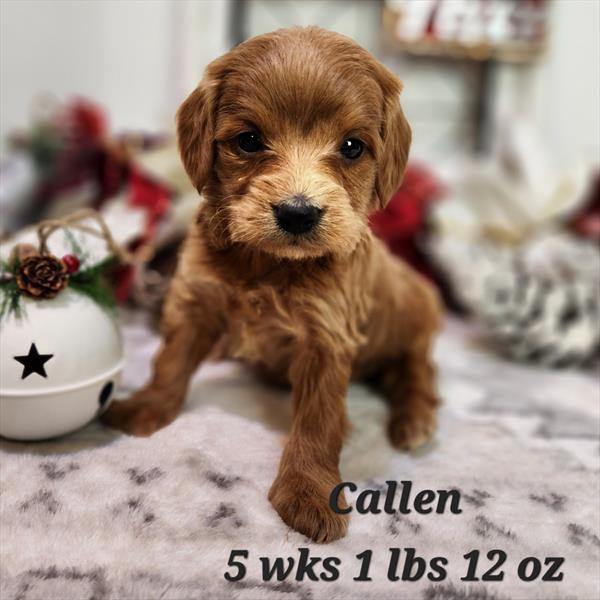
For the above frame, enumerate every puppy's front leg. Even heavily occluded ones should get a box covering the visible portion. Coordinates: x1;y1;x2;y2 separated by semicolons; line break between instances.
269;347;352;543
102;277;224;436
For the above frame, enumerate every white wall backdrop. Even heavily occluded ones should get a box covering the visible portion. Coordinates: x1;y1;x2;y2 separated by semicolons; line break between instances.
0;0;228;150
1;0;598;165
531;0;600;164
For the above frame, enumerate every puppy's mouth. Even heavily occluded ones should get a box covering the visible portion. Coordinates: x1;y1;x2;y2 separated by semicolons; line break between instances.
279;232;322;254
272;224;324;256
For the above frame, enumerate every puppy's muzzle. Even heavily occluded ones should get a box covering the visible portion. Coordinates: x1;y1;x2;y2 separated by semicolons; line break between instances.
273;195;322;235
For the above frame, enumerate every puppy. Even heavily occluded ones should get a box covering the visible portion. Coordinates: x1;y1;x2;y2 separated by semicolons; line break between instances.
102;26;441;543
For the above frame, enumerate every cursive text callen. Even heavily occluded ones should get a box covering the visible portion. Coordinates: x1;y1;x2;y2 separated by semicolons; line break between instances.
329;480;462;515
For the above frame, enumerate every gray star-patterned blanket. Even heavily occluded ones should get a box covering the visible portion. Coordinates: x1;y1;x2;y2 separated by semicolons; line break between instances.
1;316;599;600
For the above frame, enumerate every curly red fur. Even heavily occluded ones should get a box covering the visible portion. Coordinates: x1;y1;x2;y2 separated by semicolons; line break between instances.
102;27;441;543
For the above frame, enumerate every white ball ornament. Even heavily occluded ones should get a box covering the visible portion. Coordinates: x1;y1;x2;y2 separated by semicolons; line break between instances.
0;288;124;440
0;209;131;440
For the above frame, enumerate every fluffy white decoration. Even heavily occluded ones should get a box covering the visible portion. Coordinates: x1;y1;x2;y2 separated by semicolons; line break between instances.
431;232;600;367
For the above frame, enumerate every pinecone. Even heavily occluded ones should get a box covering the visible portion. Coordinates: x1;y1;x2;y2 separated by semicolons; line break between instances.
16;254;68;299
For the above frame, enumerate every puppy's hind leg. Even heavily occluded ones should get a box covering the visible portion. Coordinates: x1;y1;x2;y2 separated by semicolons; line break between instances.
373;335;440;451
102;278;225;436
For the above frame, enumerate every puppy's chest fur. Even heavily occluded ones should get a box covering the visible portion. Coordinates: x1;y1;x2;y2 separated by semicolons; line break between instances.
215;268;371;381
219;284;299;375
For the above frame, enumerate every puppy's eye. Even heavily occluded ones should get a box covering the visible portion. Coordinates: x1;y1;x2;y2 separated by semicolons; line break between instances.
340;138;364;160
237;132;264;153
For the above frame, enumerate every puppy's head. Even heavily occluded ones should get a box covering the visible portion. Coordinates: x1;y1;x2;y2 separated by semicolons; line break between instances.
178;27;411;260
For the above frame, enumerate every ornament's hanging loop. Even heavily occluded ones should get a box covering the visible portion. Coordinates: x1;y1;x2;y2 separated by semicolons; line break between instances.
36;208;132;264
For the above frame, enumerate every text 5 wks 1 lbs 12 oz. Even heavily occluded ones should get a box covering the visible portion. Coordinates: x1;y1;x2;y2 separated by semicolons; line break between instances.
223;548;565;584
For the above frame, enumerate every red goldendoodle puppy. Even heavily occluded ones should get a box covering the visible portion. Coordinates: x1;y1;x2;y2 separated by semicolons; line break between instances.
103;26;441;543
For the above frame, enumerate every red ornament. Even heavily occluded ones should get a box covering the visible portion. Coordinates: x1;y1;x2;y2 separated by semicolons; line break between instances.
61;254;80;274
369;163;445;280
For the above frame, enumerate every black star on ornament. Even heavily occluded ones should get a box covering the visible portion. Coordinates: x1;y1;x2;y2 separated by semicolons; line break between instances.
14;343;53;380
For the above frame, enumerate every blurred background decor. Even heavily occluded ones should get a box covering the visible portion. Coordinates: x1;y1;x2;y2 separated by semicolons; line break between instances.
1;0;598;365
2;0;598;367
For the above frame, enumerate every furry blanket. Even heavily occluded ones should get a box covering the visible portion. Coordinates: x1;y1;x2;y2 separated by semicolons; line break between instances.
1;315;598;600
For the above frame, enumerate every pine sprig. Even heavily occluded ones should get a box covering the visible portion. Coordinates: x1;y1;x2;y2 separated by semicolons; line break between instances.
0;256;19;274
63;228;91;267
0;279;22;321
69;257;117;310
0;256;21;321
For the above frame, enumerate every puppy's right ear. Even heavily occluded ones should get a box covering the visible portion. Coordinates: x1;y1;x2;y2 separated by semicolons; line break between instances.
176;63;223;192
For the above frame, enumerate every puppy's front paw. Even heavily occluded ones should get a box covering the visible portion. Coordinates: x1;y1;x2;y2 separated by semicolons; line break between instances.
101;389;179;437
268;471;348;543
388;395;439;451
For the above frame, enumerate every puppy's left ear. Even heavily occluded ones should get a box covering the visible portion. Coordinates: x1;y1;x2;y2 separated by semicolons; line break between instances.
176;59;225;193
373;66;412;211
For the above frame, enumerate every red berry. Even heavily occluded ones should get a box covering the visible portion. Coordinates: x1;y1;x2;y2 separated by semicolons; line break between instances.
62;254;80;274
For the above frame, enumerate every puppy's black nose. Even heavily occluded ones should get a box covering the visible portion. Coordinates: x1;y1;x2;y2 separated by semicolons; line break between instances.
273;197;322;235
